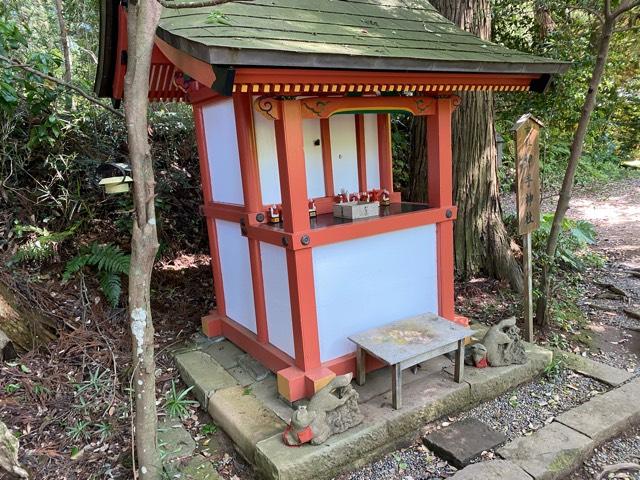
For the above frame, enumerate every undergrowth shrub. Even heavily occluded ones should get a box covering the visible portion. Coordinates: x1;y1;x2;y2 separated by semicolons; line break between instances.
63;243;130;307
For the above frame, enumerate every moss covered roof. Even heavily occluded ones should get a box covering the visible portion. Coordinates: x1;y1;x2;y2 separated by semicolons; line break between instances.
157;0;568;75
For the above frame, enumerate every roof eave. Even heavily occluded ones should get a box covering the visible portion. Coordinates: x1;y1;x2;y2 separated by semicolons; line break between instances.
156;28;570;84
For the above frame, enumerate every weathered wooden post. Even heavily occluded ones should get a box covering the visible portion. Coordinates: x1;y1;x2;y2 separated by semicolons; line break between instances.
513;114;543;343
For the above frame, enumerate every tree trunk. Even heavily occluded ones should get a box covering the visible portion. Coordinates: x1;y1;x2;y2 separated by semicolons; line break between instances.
124;0;163;478
406;116;427;202
420;0;523;291
0;281;57;351
535;16;616;326
53;0;73;110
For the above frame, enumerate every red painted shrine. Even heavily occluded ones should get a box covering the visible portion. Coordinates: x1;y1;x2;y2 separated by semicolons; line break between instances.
95;0;567;401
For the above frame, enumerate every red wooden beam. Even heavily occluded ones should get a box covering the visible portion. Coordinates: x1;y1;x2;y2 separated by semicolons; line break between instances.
427;97;457;322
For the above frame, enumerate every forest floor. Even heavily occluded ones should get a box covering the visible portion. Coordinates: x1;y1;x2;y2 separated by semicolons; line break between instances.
1;177;638;480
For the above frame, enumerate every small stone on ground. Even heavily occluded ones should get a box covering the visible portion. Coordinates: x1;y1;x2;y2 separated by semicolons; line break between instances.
423;418;507;468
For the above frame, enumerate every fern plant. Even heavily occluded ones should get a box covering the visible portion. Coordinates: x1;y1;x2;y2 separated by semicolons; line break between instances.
10;223;76;264
63;243;130;307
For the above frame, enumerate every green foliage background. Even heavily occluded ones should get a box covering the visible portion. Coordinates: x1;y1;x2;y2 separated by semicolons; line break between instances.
492;0;639;190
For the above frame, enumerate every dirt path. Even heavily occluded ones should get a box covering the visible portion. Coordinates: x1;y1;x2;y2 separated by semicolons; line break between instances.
565;177;640;373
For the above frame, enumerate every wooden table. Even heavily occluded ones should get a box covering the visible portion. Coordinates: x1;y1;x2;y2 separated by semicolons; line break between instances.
348;313;472;409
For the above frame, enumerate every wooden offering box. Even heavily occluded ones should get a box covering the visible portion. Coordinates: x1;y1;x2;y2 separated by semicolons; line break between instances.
95;0;567;401
333;201;380;220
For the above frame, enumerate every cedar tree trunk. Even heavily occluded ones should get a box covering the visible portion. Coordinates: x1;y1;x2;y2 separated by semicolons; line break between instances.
411;0;523;290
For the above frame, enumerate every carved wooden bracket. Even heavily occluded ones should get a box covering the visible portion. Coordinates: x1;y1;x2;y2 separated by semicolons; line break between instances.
253;95;441;121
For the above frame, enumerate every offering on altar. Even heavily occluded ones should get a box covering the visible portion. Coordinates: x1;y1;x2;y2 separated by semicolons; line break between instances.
269;204;281;224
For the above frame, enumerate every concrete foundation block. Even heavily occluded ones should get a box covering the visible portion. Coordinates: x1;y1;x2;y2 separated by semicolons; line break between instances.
208;386;286;463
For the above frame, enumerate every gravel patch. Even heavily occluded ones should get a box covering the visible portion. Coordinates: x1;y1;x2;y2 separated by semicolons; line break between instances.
570;427;640;480
455;369;609;442
340;370;609;479
337;443;458;480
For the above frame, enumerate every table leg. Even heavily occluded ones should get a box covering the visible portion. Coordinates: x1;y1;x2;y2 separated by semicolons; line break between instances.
356;346;366;386
454;339;465;383
392;363;402;409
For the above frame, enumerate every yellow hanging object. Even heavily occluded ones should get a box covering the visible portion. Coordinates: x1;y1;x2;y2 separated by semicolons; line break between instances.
99;176;133;194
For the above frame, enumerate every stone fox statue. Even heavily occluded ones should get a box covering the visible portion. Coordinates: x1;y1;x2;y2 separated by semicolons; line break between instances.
483;317;527;366
466;317;527;368
283;373;364;446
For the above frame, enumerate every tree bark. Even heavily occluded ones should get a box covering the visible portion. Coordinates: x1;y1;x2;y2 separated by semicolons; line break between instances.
415;0;523;290
53;0;73;110
535;14;616;326
124;1;163;478
406;116;427;202
0;281;57;351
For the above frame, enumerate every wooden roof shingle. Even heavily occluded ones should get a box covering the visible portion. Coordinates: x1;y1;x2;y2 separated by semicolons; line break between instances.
157;0;569;76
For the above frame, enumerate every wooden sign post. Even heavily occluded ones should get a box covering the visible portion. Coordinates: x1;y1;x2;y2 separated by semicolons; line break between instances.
513;114;543;343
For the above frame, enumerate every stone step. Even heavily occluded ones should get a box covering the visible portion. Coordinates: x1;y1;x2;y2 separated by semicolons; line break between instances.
493;377;640;480
449;460;533;480
555;376;640;443
498;422;593;480
552;349;634;387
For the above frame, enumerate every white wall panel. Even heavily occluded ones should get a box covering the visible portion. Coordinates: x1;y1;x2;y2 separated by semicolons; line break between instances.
329;115;359;194
216;220;256;334
202;99;244;205
364;115;380;190
260;242;295;358
303;119;325;198
313;225;438;362
254;109;282;205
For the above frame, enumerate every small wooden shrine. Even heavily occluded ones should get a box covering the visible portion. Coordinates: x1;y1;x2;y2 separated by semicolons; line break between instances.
95;0;567;401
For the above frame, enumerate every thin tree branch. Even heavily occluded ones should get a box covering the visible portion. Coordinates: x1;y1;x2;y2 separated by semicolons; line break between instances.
605;0;612;18
0;54;125;119
612;0;640;18
157;0;249;8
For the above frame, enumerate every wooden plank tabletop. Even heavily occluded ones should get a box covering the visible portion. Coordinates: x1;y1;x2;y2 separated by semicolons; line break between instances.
348;313;471;365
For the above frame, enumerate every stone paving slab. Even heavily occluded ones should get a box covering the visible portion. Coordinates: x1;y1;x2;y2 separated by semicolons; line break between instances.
552;349;634;386
208;386;286;463
449;460;533;480
424;418;507;468
498;422;593;480
203;339;244;370
555;377;640;443
175;350;237;406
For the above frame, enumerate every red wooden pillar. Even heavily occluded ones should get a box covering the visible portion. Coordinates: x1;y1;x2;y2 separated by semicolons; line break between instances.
233;94;269;344
426;97;456;322
273;100;334;401
193;103;225;336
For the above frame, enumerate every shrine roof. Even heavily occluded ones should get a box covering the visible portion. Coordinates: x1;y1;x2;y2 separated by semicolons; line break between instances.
156;0;568;76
